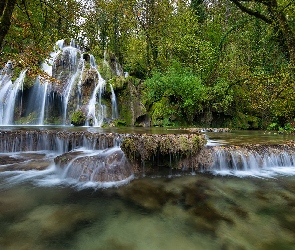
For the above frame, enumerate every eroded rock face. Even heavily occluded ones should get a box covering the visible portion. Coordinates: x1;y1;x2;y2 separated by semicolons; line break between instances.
120;133;207;173
81;69;97;100
117;81;147;126
54;148;133;182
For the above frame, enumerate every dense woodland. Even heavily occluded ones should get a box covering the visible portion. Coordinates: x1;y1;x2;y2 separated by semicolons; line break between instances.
1;0;295;129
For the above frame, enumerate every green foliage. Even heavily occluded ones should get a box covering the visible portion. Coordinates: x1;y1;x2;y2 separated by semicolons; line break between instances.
114;120;127;127
210;79;234;113
144;62;237;126
267;122;279;131
71;110;86;126
1;0;82;78
229;112;261;130
144;63;207;125
267;119;295;133
1;0;295;129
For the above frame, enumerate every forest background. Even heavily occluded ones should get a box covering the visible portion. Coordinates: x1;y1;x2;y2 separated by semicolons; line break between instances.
1;0;295;130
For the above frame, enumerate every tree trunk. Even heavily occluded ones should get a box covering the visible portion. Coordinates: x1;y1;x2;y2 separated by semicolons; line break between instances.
0;0;17;47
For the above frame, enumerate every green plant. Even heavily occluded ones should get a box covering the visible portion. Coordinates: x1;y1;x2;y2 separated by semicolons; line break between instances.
71;110;86;126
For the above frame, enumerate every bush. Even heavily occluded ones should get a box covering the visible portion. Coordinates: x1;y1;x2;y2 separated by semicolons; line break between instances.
71;110;86;126
144;63;208;125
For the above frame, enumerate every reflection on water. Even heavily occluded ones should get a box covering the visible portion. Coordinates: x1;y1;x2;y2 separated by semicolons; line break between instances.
0;125;189;135
0;173;295;250
206;130;295;145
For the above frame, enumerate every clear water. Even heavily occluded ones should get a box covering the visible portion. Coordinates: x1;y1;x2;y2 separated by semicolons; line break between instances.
0;129;295;249
0;171;295;250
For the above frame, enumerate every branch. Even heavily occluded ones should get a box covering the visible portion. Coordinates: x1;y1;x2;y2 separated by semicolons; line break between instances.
39;0;73;25
230;0;273;24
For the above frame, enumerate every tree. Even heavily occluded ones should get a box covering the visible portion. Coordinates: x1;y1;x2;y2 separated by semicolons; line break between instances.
229;0;295;65
0;0;82;76
0;0;17;47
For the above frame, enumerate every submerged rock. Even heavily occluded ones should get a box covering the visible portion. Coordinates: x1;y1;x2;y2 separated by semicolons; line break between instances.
117;179;179;211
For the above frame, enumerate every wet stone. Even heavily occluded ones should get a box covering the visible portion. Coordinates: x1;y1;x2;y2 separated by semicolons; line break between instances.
55;148;133;183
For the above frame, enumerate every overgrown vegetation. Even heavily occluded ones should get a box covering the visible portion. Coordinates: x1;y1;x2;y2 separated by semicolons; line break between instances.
71;110;86;126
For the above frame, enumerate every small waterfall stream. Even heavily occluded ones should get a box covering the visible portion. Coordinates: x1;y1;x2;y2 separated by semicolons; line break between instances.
87;55;106;126
25;78;49;125
207;145;295;177
0;70;27;125
61;46;83;124
38;81;49;125
110;84;118;119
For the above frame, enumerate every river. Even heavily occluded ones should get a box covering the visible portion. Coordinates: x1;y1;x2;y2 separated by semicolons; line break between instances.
0;128;295;249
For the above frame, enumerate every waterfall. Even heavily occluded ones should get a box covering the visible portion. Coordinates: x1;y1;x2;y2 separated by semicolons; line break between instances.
0;130;121;153
0;70;26;125
209;146;295;177
42;40;64;76
77;60;85;109
110;84;118;119
87;55;106;126
0;40;120;126
115;61;122;76
60;45;84;125
25;78;50;125
38;81;49;125
56;39;64;50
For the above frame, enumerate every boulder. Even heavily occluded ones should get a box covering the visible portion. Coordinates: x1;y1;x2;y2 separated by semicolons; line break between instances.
55;148;133;182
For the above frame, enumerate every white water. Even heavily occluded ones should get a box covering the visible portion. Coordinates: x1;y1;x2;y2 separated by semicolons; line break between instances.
0;39;121;126
0;70;27;125
77;60;85;109
26;78;47;125
110;84;118;119
42;40;64;76
0;147;134;190
61;46;84;124
87;55;106;126
210;148;295;178
38;81;49;125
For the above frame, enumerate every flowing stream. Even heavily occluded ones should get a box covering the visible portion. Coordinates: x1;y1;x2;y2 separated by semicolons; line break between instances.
0;129;294;249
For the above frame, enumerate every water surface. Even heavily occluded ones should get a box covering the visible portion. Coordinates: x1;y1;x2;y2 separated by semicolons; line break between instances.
0;173;294;250
0;129;295;249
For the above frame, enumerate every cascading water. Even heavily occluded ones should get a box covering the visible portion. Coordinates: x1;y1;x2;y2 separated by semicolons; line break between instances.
25;77;49;125
42;40;64;76
86;55;107;126
110;84;118;119
0;69;27;125
1;39;120;126
209;145;295;177
58;43;84;125
76;60;85;109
